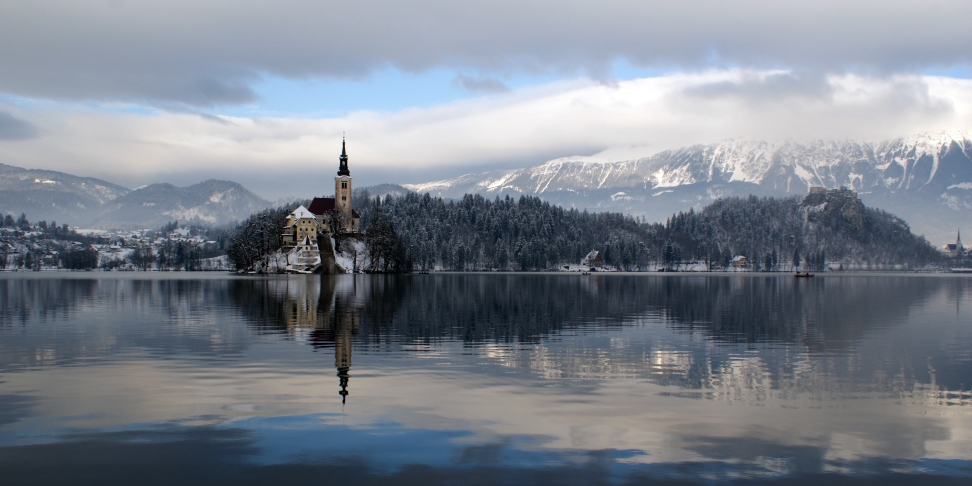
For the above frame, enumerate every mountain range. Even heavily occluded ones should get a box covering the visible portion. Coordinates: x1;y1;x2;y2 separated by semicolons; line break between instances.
5;130;971;241
405;131;972;244
0;163;270;230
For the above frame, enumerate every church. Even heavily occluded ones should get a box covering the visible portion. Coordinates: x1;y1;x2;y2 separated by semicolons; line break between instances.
941;230;965;258
281;138;362;252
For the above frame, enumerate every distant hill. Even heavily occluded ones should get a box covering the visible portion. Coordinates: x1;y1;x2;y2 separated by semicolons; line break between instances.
0;163;130;225
91;179;271;229
0;163;271;229
353;184;412;206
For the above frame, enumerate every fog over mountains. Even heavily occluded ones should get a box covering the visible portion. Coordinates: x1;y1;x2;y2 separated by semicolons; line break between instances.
405;131;972;243
0;163;270;229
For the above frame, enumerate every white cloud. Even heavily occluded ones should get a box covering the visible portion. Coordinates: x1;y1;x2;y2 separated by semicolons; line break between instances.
1;70;970;199
2;1;972;107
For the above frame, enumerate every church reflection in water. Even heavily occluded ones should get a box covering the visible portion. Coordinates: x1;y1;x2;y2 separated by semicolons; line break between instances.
236;274;972;405
279;276;360;404
329;305;357;404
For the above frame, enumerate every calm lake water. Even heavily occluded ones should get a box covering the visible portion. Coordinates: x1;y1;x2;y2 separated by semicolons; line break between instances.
2;273;972;485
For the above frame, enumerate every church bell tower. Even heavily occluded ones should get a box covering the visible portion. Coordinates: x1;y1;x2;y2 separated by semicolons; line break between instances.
335;136;352;232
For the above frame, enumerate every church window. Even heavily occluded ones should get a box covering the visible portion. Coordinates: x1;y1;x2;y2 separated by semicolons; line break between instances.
342;196;347;200
341;182;347;189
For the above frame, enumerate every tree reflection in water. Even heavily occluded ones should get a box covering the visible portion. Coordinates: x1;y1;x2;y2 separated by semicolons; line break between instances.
3;273;972;483
227;274;972;401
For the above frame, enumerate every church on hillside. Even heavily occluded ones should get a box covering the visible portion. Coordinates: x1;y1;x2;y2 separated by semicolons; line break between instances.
281;138;362;255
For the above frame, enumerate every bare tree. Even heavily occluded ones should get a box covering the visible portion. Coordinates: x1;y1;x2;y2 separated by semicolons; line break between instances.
340;238;362;273
326;209;350;235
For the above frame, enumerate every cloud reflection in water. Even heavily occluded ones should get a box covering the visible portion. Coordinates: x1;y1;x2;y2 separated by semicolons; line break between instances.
1;273;972;483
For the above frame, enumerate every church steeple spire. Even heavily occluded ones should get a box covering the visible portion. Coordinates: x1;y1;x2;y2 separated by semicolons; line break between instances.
338;366;350;404
337;135;350;176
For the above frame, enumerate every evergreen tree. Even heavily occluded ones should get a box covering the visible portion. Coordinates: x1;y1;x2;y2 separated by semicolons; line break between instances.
61;246;98;270
365;204;411;273
157;248;168;270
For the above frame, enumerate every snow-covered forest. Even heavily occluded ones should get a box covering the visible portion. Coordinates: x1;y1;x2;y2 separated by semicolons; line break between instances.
7;186;943;273
355;188;941;271
218;186;946;273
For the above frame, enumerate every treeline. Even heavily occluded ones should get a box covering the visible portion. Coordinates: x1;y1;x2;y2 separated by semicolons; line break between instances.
149;221;231;271
1;213;109;270
354;189;940;271
224;188;940;273
658;189;940;271
1;213;107;244
104;239;217;271
357;192;647;271
1;214;232;271
4;242;104;271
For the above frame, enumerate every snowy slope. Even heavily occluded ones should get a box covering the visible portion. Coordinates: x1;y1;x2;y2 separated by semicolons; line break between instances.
408;132;972;197
0;163;130;224
91;180;271;229
0;163;272;230
404;131;972;243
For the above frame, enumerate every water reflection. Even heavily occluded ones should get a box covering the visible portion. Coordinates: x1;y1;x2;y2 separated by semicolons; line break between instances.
231;277;362;403
2;273;972;483
308;295;359;405
225;274;956;344
224;274;972;399
4;274;972;401
0;275;257;371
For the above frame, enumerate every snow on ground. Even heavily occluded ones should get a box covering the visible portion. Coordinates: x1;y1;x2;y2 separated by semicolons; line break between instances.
72;228;109;235
334;238;367;273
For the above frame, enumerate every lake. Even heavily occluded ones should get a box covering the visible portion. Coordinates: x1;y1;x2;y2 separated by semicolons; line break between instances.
1;273;971;485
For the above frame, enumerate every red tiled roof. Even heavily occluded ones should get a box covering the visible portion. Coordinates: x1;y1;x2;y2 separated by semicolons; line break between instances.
308;197;360;220
308;197;335;215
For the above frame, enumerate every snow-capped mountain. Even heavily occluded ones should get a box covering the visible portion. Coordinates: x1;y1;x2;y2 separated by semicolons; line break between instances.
91;180;271;229
405;131;972;243
0;164;271;229
0;163;131;225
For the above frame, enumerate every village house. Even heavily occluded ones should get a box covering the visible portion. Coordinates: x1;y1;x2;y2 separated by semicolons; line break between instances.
282;205;320;251
582;250;604;268
731;255;749;268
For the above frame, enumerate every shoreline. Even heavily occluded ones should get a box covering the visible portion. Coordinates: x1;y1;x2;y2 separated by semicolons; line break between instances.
3;270;972;278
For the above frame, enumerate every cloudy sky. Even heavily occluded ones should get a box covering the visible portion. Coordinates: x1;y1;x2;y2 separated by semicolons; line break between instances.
2;0;972;199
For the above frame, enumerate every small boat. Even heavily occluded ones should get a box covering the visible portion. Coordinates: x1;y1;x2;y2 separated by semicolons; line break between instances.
793;272;815;278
